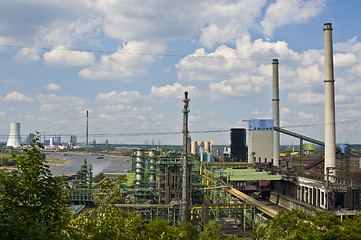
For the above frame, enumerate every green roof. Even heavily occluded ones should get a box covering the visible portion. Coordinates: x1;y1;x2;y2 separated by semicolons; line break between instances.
126;172;136;187
219;168;282;181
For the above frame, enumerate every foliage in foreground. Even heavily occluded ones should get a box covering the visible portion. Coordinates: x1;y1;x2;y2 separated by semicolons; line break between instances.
252;209;361;240
64;205;243;240
0;136;69;240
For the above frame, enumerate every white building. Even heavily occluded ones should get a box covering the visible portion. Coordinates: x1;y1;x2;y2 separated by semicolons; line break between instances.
248;119;274;164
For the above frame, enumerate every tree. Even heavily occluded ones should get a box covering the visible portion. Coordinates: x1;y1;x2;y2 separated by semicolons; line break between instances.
64;206;143;240
252;209;361;240
199;220;224;240
0;135;69;240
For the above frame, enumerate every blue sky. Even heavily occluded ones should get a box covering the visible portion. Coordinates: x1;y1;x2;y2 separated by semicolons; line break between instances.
1;0;361;146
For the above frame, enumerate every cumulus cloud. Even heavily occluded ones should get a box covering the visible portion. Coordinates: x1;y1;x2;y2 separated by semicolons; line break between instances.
44;46;95;67
287;91;324;104
46;83;61;91
37;94;86;112
12;48;41;63
150;82;199;100
96;90;141;103
2;91;34;102
208;74;263;99
261;0;326;37
79;41;166;80
199;0;266;48
92;0;204;42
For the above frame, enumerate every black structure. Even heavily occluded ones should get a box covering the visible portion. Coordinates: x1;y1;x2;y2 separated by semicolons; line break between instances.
230;128;247;162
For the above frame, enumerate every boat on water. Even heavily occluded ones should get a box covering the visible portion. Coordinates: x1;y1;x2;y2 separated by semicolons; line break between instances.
62;153;71;156
97;156;104;159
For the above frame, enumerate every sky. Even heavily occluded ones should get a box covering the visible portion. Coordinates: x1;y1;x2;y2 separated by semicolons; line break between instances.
1;0;361;146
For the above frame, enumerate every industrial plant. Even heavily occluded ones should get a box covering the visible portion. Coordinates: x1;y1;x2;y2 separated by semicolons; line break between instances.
5;23;361;231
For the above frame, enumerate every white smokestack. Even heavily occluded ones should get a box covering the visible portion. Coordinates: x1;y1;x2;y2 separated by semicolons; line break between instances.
6;122;22;147
323;23;336;182
272;59;280;167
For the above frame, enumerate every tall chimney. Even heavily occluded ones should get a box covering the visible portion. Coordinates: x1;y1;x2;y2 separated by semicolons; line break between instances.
272;59;280;167
86;110;89;145
181;91;190;223
324;23;336;182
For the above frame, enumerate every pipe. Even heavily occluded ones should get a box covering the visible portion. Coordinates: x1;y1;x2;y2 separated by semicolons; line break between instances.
323;23;336;182
272;59;280;167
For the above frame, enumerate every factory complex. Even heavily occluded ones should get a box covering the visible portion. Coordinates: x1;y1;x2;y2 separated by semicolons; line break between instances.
4;23;361;230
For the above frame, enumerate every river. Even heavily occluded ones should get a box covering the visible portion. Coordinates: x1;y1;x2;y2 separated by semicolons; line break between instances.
47;152;131;176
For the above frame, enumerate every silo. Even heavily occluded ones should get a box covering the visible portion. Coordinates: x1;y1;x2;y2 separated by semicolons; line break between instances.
191;141;197;154
204;141;210;152
230;128;247;162
6;122;22;147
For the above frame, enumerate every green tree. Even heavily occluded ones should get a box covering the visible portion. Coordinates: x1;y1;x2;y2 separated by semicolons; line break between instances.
252;209;361;240
199;220;224;240
0;135;69;240
64;206;143;240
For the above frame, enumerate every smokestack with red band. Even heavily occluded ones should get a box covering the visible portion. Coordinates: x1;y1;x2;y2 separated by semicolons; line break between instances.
323;23;336;182
272;59;280;167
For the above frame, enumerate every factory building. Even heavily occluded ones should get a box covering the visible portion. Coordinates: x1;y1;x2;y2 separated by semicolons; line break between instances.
247;119;274;164
25;133;35;145
69;135;77;146
230;128;247;162
50;136;61;146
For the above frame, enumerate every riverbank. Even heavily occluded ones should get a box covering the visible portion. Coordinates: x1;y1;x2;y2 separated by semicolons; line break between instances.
46;156;70;167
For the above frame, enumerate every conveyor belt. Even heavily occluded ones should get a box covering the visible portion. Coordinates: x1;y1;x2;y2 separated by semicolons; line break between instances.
227;187;278;218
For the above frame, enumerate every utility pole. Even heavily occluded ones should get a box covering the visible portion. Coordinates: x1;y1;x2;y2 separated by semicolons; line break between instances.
181;91;190;223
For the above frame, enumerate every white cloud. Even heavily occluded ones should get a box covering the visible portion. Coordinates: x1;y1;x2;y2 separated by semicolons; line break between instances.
46;83;61;91
287;91;324;104
261;0;326;37
208;74;263;99
199;0;266;48
12;48;41;63
298;111;318;120
150;82;199;100
97;113;116;121
53;119;69;125
100;104;126;112
96;90;141;103
37;94;86;112
24;115;35;120
44;46;95;67
3;91;34;102
79;41;166;80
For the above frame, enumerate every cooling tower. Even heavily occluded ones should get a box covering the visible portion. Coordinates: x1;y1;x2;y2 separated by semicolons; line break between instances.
6;122;22;147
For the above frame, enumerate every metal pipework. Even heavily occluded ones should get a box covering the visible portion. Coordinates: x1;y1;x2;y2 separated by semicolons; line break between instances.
149;150;156;183
323;23;336;182
272;59;280;167
181;91;190;223
135;150;144;185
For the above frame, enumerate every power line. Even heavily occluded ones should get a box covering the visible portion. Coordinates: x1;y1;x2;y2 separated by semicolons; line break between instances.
2;44;361;65
0;119;360;140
